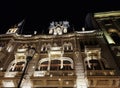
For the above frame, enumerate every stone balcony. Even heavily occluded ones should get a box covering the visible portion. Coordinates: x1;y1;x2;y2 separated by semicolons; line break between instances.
87;70;120;88
0;70;76;87
87;70;116;76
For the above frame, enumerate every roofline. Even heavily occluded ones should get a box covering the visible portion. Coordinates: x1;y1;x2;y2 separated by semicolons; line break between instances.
94;10;120;18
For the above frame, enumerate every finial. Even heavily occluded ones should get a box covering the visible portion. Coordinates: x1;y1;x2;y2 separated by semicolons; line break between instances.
82;27;85;31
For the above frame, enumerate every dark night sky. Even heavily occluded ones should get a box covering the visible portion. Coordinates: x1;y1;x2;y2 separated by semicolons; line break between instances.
0;0;120;34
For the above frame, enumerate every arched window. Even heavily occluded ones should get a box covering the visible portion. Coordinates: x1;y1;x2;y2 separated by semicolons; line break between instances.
40;61;48;71
50;60;61;70
63;42;67;51
41;43;47;52
37;57;74;71
68;42;73;51
63;42;73;51
8;61;26;72
85;60;101;70
47;43;51;50
10;62;25;71
62;60;72;70
38;58;49;71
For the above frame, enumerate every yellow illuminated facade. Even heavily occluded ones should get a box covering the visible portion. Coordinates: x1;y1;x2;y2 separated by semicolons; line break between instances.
0;11;120;88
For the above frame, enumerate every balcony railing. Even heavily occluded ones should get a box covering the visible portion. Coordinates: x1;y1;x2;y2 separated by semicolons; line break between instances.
87;70;116;76
0;71;23;78
33;70;75;77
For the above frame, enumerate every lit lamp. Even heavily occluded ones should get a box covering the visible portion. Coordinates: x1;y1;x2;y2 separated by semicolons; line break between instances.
18;46;36;88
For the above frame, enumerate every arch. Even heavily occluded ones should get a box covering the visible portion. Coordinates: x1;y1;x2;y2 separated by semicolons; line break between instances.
6;60;26;72
38;57;74;71
63;42;67;50
38;58;49;70
68;42;73;50
63;42;73;51
39;58;49;64
6;60;15;72
47;43;51;50
41;43;47;52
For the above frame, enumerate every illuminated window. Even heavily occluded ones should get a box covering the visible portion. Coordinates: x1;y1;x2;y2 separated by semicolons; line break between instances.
50;60;61;70
68;42;73;51
41;43;47;52
38;57;74;71
39;61;48;71
63;42;73;51
85;60;101;70
62;61;73;70
10;62;25;72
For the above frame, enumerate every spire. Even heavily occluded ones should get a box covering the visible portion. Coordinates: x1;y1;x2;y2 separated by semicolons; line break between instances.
18;19;25;27
6;19;25;34
85;13;99;30
17;19;25;34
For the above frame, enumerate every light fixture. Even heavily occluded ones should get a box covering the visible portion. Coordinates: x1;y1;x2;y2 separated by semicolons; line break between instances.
18;46;36;88
32;66;35;68
50;74;53;77
58;78;61;81
0;67;3;71
66;81;69;85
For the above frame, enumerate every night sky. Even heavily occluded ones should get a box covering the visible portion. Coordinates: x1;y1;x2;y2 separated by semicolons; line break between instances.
0;0;120;34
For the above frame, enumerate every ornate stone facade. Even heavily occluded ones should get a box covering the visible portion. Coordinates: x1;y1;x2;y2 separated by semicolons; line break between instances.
0;11;120;88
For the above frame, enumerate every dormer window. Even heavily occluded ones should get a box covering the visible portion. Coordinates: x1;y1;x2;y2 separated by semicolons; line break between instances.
63;42;73;51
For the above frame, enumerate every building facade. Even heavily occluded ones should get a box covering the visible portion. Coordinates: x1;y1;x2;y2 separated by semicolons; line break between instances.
0;11;120;88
